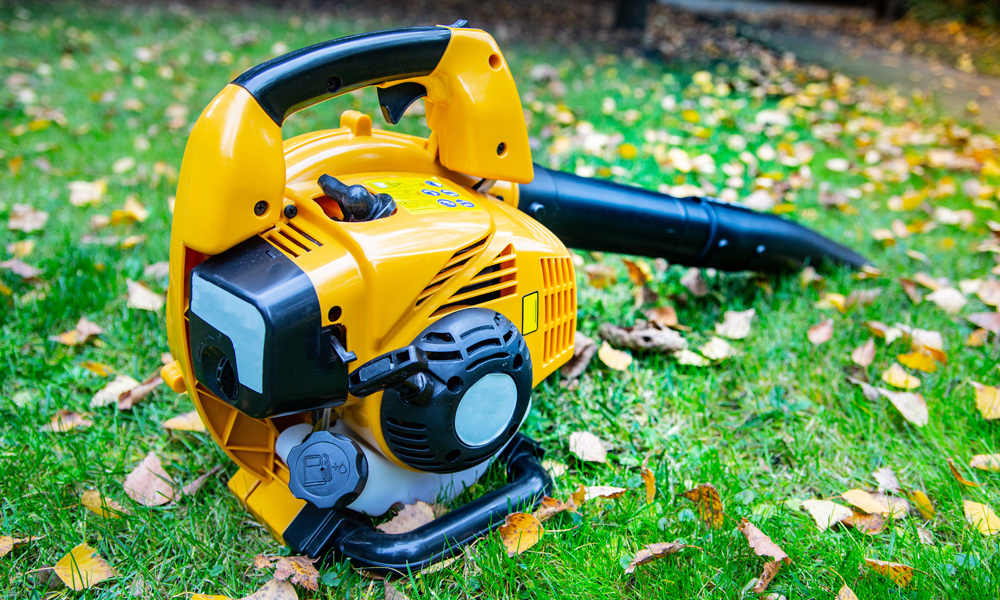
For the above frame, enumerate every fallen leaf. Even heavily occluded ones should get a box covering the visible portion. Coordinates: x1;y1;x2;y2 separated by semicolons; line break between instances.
569;431;608;463
79;360;114;376
738;518;790;593
877;388;928;427
116;372;162;410
700;336;734;360
376;501;436;534
81;490;129;519
599;323;686;353
384;580;412;600
0;535;41;558
801;499;852;532
899;277;923;304
123;451;176;506
533;497;571;523
623;541;692;574
947;458;981;487
674;349;710;366
241;579;297;600
863;558;914;587
640;460;656;504
497;512;543;556
621;258;651;286
7;239;34;258
68;179;107;207
715;309;755;339
967;328;989;346
807;319;834;344
681;268;709;296
584;486;628;501
680;483;724;528
568;484;586;511
909;328;946;362
866;321;903;344
54;543;115;590
926;287;966;314
0;258;42;280
181;466;221;497
972;382;1000;420
841;489;907;518
597;341;632;371
163;410;206;432
963;500;1000;536
110;196;149;225
126;279;165;311
848;376;880;401
846;511;887;535
256;556;319;591
913;272;944;291
881;363;920;390
907;490;935;519
836;585;859;600
846;288;882;310
144;261;171;280
644;306;678;328
49;317;103;346
559;331;597;382
917;527;935;545
977;280;1000;306
541;459;567;479
873;467;902;493
968;312;1000;334
8;203;48;232
970;454;1000;472
584;263;616;288
41;410;93;432
897;351;936;373
91;375;140;408
850;339;876;367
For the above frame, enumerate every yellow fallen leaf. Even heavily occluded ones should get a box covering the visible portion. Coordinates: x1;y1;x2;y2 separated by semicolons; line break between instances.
597;341;632;371
881;363;920;390
497;512;543;556
680;483;724;529
972;382;1000;420
623;541;693;574
162;410;206;432
621;258;651;286
0;535;41;558
851;339;875;367
568;431;608;463
964;500;1000;536
820;293;847;313
864;558;914;587
801;499;852;532
877;387;928;427
40;410;93;433
49;317;103;346
110;195;149;225
79;361;114;376
641;463;656;503
54;543;115;590
897;351;936;373
970;454;1000;472
907;490;935;519
947;457;981;488
967;328;988;347
584;263;616;289
81;490;129;519
836;585;859;600
533;497;571;523
841;489;908;518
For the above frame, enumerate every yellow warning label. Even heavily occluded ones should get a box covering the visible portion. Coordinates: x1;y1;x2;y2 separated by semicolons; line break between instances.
522;291;539;335
363;176;479;215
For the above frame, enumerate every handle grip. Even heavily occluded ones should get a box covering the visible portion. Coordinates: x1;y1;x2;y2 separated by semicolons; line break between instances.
233;27;451;125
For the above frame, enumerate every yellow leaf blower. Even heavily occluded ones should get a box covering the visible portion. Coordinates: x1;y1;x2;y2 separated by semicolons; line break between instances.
161;23;866;575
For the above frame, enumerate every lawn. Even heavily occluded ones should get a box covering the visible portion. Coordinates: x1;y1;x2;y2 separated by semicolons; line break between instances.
1;2;999;599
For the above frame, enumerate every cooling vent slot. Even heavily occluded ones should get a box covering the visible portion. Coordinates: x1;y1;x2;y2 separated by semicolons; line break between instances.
540;256;576;367
260;221;323;258
428;243;517;317
385;418;441;467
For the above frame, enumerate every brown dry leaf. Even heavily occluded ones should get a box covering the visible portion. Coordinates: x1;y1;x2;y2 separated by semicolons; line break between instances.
848;376;880;401
123;451;177;506
584;263;616;289
970;454;1000;472
680;268;708;297
497;512;543;557
127;279;165;311
568;484;586;511
864;558;914;587
81;490;129;519
897;351;937;373
877;388;928;427
163;410;206;432
866;321;903;344
977;280;1000;306
964;500;1000;536
807;319;834;345
8;203;49;232
881;364;920;390
568;431;608;463
967;328;989;347
913;272;944;291
542;459;567;479
54;543;115;590
899;278;923;304
926;287;966;314
801;499;853;532
846;511;888;535
715;309;755;339
972;382;1000;420
376;501;436;534
873;467;902;493
0;258;42;280
41;410;93;433
640;461;656;503
621;258;651;286
738;519;790;594
267;556;319;591
384;580;412;600
623;541;692;574
917;527;935;545
49;317;103;346
907;490;935;519
700;336;734;360
116;371;162;410
968;312;1000;334
584;486;628;501
533;497;571;523
0;535;41;558
644;306;678;328
947;458;981;488
559;331;597;382
597;341;632;371
599;323;686;353
181;466;221;497
836;585;859;600
241;579;297;600
680;483;724;529
851;339;876;367
91;375;140;408
909;328;947;362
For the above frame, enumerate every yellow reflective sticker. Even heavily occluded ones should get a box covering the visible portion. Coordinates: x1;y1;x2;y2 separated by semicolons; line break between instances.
522;291;539;335
363;176;478;214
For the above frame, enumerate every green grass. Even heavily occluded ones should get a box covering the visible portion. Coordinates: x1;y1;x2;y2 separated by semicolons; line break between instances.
2;2;999;598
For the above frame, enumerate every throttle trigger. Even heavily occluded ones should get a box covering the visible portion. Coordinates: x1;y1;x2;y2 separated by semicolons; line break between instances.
377;82;428;125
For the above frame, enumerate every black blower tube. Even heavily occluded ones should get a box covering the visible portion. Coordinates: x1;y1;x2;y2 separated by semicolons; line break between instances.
518;165;869;272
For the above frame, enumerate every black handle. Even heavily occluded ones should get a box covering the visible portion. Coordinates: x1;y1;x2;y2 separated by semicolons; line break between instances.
282;435;552;575
519;165;869;272
233;27;452;125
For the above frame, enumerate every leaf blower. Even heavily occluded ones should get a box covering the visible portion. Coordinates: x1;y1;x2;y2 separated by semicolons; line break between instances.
160;23;867;576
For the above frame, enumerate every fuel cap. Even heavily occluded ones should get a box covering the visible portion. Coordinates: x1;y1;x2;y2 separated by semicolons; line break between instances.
287;431;367;509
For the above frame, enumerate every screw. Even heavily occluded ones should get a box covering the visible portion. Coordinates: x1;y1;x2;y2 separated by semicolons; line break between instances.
284;204;298;219
254;201;268;216
496;142;506;155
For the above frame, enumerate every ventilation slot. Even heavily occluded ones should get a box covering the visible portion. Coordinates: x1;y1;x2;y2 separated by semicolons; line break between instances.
540;257;576;367
429;244;517;317
415;235;492;307
260;221;322;259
